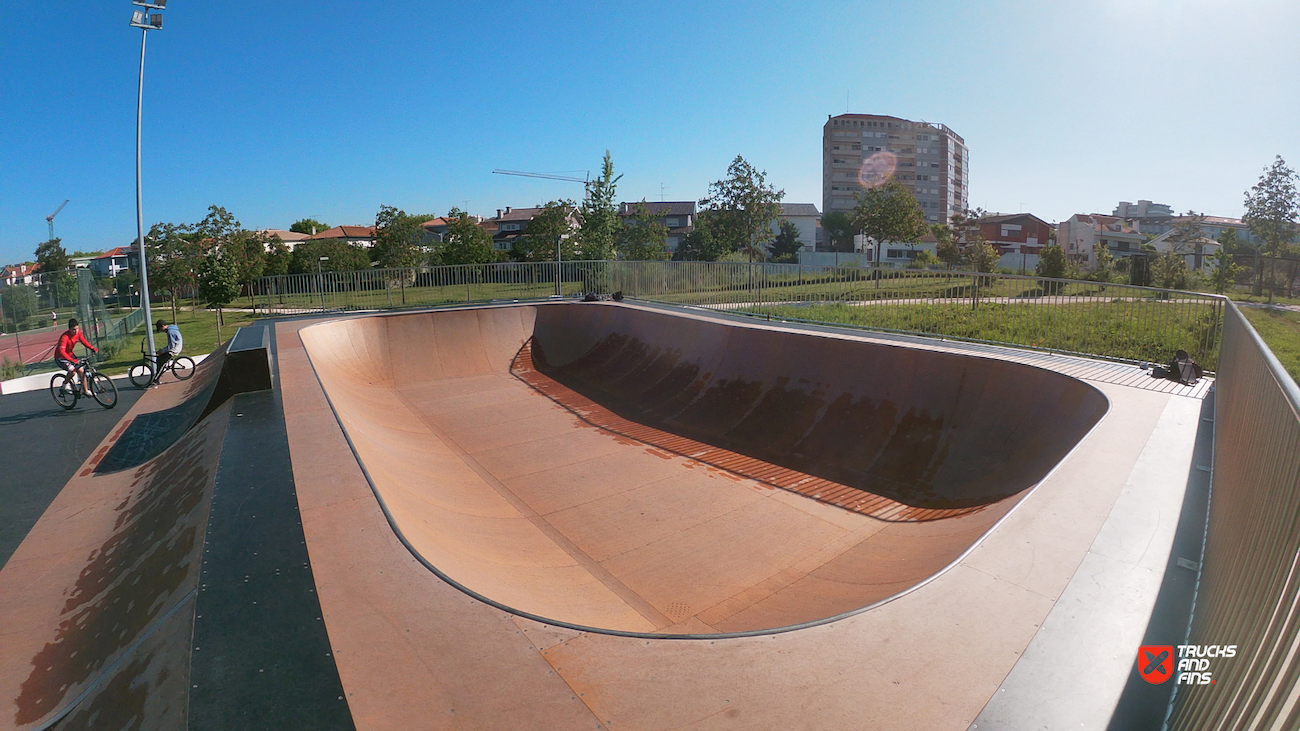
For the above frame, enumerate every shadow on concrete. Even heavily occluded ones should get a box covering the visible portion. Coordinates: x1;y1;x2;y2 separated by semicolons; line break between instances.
1106;390;1216;730
0;388;143;570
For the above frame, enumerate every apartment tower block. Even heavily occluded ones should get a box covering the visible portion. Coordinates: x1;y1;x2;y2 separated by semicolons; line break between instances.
823;114;968;225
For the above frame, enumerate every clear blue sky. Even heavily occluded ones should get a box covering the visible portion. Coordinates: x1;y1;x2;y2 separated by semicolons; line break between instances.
1;0;1296;264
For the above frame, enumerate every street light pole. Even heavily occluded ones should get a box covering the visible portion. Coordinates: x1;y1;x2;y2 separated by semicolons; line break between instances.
556;234;570;297
130;1;167;362
317;256;329;312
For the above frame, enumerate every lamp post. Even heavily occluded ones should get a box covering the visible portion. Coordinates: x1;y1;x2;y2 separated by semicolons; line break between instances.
556;234;570;297
129;0;167;362
317;256;329;311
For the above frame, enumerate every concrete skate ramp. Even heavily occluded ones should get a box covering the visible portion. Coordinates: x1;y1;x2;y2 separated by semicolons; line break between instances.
301;303;1107;635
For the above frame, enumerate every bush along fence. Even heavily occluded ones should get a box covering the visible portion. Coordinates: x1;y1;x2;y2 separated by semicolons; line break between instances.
1;268;145;378
255;260;1226;371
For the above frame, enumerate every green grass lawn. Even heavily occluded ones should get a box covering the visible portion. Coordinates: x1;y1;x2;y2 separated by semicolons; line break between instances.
746;300;1223;370
94;307;265;376
1241;307;1300;384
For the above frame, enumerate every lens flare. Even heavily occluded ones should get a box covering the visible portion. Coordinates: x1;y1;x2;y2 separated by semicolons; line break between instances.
857;152;897;189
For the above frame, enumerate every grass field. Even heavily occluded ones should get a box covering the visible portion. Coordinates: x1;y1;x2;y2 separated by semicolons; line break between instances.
743;300;1223;370
94;307;263;376
1241;307;1300;384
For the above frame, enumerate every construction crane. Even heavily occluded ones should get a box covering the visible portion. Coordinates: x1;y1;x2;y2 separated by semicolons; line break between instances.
46;199;69;240
492;169;589;184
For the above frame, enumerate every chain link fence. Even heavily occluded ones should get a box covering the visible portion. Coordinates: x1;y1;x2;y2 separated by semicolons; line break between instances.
1;268;145;378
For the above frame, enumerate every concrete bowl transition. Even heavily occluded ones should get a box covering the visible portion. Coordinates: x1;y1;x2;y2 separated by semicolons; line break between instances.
299;302;1108;636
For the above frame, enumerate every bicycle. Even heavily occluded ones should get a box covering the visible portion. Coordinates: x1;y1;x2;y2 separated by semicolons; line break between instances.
50;357;119;410
128;338;196;389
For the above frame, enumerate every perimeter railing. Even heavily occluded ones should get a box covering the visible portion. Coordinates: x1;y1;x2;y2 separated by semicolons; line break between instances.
1167;303;1300;730
256;260;1227;370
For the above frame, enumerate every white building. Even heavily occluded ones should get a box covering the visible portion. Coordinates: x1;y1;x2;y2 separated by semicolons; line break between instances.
770;203;820;253
1057;214;1146;268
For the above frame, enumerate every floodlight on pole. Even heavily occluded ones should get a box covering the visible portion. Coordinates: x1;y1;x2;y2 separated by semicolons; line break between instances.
129;0;169;363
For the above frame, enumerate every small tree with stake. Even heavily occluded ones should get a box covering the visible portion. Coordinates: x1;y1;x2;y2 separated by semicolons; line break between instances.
198;253;240;344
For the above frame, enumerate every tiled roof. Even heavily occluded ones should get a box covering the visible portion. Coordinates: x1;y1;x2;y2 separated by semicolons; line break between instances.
780;203;821;217
311;225;375;240
261;229;311;241
495;208;545;222
980;213;1052;227
95;246;132;259
619;201;696;216
421;218;451;229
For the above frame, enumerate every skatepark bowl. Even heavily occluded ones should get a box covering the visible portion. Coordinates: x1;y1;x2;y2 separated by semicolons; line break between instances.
299;302;1109;636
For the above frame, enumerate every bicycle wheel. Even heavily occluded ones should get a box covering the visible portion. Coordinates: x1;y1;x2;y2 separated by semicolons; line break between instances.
171;357;196;381
50;373;77;410
129;362;154;389
90;373;118;409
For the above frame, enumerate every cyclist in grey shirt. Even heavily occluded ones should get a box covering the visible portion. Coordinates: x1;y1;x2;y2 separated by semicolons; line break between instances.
155;319;183;372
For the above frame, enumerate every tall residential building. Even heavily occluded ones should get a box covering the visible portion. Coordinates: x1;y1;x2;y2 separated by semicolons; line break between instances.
822;114;968;225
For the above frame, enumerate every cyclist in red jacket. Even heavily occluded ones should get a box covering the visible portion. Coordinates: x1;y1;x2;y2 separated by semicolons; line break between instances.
55;318;98;394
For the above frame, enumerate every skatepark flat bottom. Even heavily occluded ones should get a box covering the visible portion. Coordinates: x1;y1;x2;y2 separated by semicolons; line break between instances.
299;302;1107;635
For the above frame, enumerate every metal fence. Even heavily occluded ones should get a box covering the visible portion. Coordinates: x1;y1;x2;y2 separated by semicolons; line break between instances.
0;268;144;376
256;260;1226;370
256;261;615;315
1167;303;1300;730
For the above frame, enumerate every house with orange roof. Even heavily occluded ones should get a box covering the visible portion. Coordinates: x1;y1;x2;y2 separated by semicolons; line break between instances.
87;247;139;278
309;226;377;247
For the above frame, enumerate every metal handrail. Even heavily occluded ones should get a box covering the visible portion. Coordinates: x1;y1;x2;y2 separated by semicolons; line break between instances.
1165;302;1300;730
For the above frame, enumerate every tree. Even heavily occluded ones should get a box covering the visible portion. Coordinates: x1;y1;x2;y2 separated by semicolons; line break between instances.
373;205;434;269
1208;249;1242;294
821;211;855;252
769;220;803;263
1151;250;1190;290
1243;156;1299;300
196;205;241;248
290;218;331;236
289;239;371;274
617;202;670;261
114;270;138;306
577;151;622;261
225;230;268;307
147;221;202;323
852;182;928;261
513;201;579;262
676;214;727;261
1166;211;1207;254
0;285;37;328
35;238;71;273
699;156;784;260
967;239;1002;273
1036;244;1069;279
198;251;240;338
264;235;292;277
1217;228;1249;256
907;249;940;269
1090;242;1115;282
439;208;498;265
932;223;959;267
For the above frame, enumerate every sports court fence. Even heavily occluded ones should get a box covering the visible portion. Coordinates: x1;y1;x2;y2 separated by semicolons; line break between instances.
0;268;145;376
